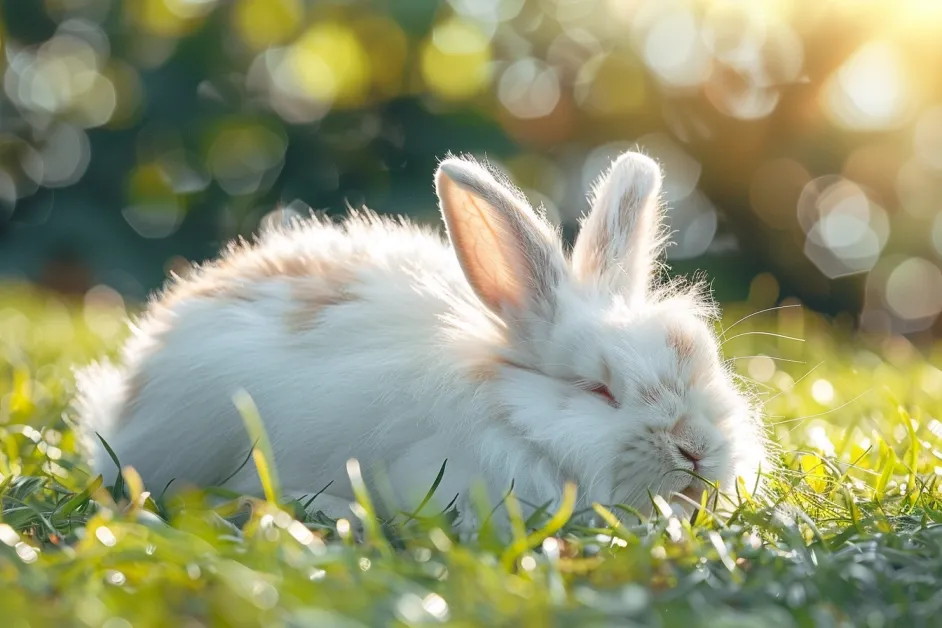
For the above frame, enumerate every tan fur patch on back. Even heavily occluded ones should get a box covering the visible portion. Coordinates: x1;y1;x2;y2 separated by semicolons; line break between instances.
285;270;359;332
149;235;366;334
113;234;368;426
159;242;357;308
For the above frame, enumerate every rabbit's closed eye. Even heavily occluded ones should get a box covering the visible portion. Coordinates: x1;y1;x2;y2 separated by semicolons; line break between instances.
582;383;618;407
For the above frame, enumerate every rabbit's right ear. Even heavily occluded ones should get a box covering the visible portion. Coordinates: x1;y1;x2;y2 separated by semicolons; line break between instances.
571;152;666;301
436;156;566;323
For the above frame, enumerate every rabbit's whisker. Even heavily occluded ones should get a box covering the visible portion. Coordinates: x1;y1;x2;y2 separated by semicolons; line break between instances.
761;361;825;406
721;331;805;346
717;304;803;340
770;389;872;431
726;355;806;364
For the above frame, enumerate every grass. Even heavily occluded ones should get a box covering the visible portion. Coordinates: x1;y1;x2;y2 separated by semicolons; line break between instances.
2;280;942;627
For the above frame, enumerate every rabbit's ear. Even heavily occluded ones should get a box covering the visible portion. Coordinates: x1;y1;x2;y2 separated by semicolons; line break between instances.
436;156;565;321
571;152;665;300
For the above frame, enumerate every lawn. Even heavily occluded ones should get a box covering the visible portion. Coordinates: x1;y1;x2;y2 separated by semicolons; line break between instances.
1;280;941;627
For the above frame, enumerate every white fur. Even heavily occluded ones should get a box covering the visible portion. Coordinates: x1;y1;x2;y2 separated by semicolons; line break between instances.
71;151;767;529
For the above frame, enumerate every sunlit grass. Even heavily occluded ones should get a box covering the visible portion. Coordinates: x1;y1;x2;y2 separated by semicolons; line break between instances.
2;282;942;625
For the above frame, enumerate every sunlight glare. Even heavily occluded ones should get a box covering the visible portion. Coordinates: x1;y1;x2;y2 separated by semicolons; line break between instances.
811;379;835;405
825;41;912;130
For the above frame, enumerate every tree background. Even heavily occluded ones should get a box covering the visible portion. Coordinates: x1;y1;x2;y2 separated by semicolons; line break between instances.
2;0;942;336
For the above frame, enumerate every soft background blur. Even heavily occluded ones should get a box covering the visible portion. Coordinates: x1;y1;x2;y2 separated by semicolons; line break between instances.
1;0;942;337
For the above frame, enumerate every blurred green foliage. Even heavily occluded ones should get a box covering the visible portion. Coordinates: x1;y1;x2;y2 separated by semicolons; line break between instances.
1;0;942;333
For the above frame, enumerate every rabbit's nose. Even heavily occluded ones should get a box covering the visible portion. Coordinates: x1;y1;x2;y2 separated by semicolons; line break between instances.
676;444;701;469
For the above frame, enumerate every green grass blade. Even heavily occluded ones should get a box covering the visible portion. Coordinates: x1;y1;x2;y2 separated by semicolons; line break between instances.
96;433;125;502
399;458;448;524
501;482;577;570
346;458;392;558
54;475;102;520
232;389;281;506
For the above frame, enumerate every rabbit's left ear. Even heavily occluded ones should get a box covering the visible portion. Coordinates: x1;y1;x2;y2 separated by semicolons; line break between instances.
571;152;666;301
436;155;566;323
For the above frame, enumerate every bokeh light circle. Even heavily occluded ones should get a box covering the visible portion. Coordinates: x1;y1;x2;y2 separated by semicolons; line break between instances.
884;257;942;323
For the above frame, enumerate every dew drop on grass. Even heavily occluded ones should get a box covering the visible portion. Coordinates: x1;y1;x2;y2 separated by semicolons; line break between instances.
42;461;69;478
38;443;62;460
288;520;315;546
422;593;449;620
15;542;37;564
95;526;117;547
666;517;683;543
105;570;126;586
43;428;62;446
520;555;537;571
0;524;19;546
395;594;427;624
21;426;41;442
811;379;835;405
429;528;452;552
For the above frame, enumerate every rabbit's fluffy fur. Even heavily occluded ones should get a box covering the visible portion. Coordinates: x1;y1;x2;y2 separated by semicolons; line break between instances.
72;151;767;528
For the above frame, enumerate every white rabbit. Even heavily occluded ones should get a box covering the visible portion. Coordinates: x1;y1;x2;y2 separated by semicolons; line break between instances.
72;151;768;529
